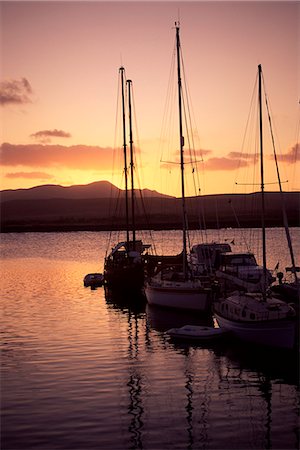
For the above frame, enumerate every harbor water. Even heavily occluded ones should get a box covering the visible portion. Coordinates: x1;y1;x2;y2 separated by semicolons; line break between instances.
1;229;299;449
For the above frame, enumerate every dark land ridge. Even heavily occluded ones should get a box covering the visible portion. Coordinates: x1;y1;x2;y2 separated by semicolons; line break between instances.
1;181;299;232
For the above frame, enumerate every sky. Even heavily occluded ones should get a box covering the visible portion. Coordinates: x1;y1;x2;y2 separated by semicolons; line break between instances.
1;0;299;197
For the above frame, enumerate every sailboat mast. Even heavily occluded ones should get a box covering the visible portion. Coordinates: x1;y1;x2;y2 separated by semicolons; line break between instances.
258;64;267;298
120;67;130;246
127;79;136;249
176;22;188;277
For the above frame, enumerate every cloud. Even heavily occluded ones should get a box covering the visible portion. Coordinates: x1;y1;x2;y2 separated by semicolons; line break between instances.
0;78;33;106
204;157;249;171
160;148;254;171
30;129;72;143
274;143;299;164
173;148;212;158
4;171;54;180
227;151;256;160
0;143;118;171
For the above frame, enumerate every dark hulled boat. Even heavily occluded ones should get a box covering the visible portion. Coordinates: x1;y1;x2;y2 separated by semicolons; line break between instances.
103;68;150;295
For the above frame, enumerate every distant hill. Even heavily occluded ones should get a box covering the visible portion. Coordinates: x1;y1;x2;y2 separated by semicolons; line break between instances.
0;180;173;202
0;181;299;232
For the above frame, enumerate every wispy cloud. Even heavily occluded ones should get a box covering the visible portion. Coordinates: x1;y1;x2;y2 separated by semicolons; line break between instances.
274;143;299;164
227;151;257;160
0;78;33;106
0;143;117;171
4;171;54;180
204;156;249;171
173;148;212;159
30;129;72;143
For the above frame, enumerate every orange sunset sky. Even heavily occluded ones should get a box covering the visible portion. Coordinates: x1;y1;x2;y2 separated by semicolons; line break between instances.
1;1;299;197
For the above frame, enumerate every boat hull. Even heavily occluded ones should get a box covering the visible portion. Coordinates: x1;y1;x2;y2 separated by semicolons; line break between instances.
214;312;296;349
166;325;228;341
145;284;211;312
104;264;144;293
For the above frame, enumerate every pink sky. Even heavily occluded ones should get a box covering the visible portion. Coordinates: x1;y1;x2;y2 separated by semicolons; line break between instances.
1;1;299;196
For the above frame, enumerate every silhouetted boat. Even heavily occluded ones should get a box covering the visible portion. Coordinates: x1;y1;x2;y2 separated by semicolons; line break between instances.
104;68;150;294
83;273;104;288
213;65;296;350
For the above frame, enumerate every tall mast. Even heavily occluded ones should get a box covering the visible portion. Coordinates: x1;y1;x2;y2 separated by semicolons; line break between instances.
127;79;136;249
120;67;130;246
176;22;188;277
258;64;267;299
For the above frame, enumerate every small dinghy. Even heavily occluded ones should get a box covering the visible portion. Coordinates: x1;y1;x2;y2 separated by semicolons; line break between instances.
84;273;104;288
166;325;228;341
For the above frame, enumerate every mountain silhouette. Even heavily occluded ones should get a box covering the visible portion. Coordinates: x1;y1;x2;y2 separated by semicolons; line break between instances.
1;181;299;232
0;180;172;202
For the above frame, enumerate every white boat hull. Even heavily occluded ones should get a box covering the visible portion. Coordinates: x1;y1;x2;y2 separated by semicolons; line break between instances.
145;283;211;312
214;312;296;349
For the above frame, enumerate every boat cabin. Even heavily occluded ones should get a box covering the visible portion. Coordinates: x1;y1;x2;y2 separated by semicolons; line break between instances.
190;242;232;272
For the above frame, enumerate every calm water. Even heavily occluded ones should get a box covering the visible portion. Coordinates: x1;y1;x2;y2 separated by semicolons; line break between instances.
1;229;299;450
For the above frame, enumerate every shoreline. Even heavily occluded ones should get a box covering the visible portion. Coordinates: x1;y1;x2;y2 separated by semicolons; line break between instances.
1;220;299;233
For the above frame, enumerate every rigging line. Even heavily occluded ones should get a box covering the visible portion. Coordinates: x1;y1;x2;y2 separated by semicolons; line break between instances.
181;91;208;240
234;74;259;192
158;44;177;197
181;94;198;201
263;76;298;284
179;46;207;243
229;200;251;252
105;175;124;257
262;74;289;182
106;69;123;256
181;53;202;189
128;82;158;254
181;53;208;242
159;45;176;164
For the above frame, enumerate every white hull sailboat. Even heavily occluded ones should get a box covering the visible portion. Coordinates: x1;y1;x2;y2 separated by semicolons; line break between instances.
214;292;295;349
146;275;211;311
144;23;212;312
213;65;296;349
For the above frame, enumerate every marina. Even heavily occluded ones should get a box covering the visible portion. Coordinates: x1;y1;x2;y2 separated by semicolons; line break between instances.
1;229;299;450
2;3;299;449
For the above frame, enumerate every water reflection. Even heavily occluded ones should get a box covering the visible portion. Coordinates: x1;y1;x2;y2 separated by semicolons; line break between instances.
127;312;144;449
105;288;146;448
185;369;195;449
104;286;147;315
146;303;213;333
211;342;299;449
105;290;299;450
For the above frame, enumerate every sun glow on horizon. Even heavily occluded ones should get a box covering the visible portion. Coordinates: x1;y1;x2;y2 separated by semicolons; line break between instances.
1;2;299;195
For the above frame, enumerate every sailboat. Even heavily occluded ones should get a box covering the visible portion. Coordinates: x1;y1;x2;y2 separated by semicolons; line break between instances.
104;68;151;294
213;65;296;349
144;23;212;312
